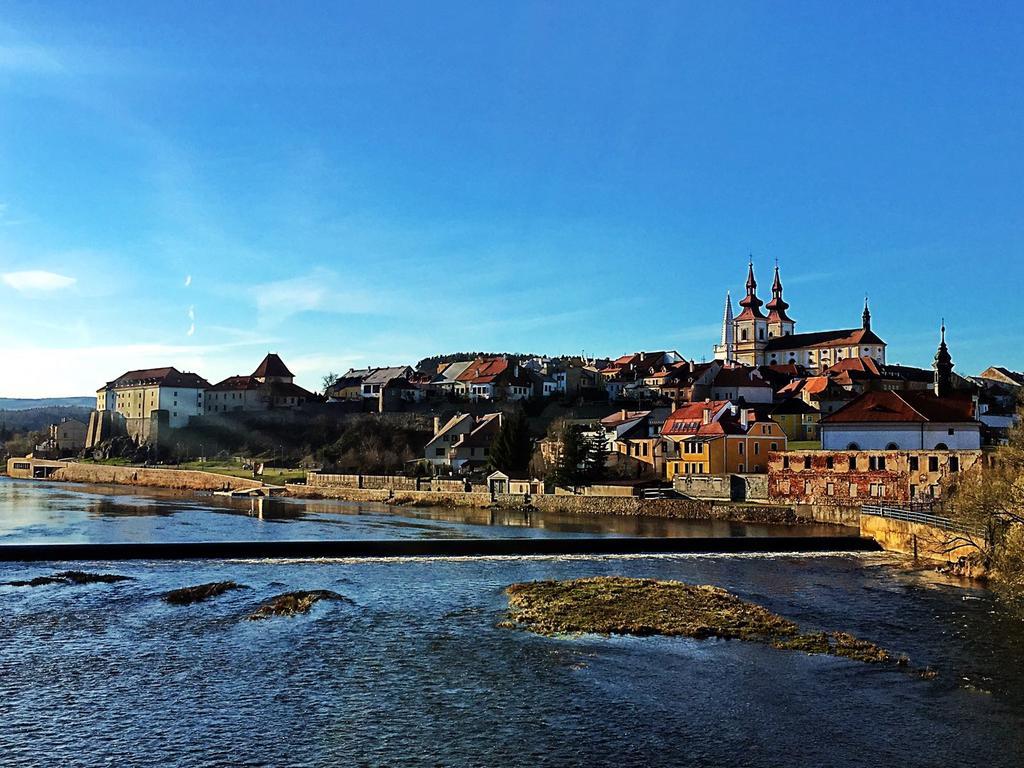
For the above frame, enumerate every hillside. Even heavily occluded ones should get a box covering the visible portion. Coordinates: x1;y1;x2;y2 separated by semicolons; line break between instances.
0;397;95;411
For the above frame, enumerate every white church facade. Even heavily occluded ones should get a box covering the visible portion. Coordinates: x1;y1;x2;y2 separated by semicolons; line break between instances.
713;262;887;373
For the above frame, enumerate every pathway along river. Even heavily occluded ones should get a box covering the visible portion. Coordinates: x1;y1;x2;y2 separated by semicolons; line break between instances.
1;477;1023;766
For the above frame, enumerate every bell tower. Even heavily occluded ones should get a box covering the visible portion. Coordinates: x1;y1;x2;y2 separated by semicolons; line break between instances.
733;260;768;366
765;263;795;339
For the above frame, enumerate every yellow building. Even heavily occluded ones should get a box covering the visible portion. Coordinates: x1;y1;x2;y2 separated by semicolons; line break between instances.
662;401;788;479
94;367;209;443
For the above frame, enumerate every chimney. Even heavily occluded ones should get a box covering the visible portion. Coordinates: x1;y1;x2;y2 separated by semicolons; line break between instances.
740;408;750;429
433;416;441;435
703;407;711;425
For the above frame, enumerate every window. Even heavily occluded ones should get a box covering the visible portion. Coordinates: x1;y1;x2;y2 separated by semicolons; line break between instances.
782;456;789;469
928;456;939;472
910;484;918;498
754;443;760;455
950;456;960;472
909;456;919;472
770;442;778;451
826;482;834;496
869;456;886;471
738;443;744;455
948;428;955;436
435;448;444;457
826;456;834;469
885;442;899;450
803;456;811;470
849;455;858;470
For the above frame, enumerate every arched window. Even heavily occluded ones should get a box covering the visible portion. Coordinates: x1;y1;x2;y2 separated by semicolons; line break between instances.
846;442;860;451
741;329;749;341
934;442;949;450
885;442;899;450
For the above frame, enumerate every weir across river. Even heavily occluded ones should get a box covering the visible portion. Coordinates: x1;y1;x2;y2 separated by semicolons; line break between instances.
0;535;882;562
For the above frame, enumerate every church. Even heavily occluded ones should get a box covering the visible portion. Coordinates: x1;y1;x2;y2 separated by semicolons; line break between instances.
713;262;887;372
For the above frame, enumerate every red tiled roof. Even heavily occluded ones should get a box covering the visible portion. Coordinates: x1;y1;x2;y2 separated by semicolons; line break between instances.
252;353;294;379
209;375;258;391
821;390;977;424
827;356;882;376
662;401;731;435
764;327;885;351
106;367;210;390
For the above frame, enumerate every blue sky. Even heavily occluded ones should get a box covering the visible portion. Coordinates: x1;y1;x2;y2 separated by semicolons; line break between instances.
1;1;1021;396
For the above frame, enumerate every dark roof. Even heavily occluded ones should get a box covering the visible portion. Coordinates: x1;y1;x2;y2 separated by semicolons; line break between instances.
712;366;772;388
208;375;258;392
821;390;977;425
106;367;210;390
770;398;820;416
252;353;294;379
764;328;886;351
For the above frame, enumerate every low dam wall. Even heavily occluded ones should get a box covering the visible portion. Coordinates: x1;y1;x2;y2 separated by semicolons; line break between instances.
0;535;883;562
51;463;263;492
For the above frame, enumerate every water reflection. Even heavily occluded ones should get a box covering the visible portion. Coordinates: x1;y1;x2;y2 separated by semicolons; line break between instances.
0;476;855;544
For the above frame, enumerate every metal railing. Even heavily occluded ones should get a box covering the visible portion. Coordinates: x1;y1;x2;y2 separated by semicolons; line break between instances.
861;504;985;538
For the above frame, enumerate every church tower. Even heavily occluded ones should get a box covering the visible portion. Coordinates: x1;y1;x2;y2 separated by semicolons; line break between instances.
933;321;954;397
765;264;795;339
733;261;768;366
862;296;872;331
714;291;735;362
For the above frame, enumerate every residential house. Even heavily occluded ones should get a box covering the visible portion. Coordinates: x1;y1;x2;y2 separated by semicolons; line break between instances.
777;375;854;416
708;365;774;404
600;407;672;476
457;357;535;401
769;398;820;442
424;412;503;471
662;400;788;479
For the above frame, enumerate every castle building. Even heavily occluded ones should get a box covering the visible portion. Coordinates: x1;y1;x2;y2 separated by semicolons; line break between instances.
714;262;886;372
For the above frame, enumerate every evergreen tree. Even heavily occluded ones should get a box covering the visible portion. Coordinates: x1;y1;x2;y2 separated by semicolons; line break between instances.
551;423;587;488
584;432;609;483
489;410;532;474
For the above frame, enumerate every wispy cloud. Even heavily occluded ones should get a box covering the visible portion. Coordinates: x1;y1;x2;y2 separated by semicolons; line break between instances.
1;270;77;292
252;270;387;326
0;44;64;75
186;305;196;337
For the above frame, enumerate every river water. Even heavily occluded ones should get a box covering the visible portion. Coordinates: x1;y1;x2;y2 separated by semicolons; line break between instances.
1;478;1023;767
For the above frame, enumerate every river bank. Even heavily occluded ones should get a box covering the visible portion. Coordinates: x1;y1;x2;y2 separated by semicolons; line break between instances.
5;459;810;525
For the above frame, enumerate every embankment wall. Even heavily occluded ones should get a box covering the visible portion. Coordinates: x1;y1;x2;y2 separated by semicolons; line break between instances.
859;514;980;563
51;463;263;492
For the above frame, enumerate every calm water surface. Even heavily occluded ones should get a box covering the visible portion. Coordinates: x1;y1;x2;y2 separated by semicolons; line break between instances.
1;478;1023;767
0;477;851;543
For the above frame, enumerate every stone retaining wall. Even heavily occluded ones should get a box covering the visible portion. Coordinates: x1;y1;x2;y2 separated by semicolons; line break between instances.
52;463;263;492
860;514;982;563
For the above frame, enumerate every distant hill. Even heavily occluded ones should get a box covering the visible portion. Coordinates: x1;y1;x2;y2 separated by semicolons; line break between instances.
0;405;93;433
0;397;95;411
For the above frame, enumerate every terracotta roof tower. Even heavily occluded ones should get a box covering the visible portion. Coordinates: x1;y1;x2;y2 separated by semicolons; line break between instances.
736;260;765;320
933;321;954;397
765;264;793;324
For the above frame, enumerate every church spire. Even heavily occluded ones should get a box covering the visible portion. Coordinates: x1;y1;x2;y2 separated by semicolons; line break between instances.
933;319;954;397
765;263;792;323
862;295;871;330
736;259;765;319
720;291;735;361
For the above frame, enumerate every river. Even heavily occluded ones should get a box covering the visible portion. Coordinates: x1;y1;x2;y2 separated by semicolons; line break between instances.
1;477;1023;767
